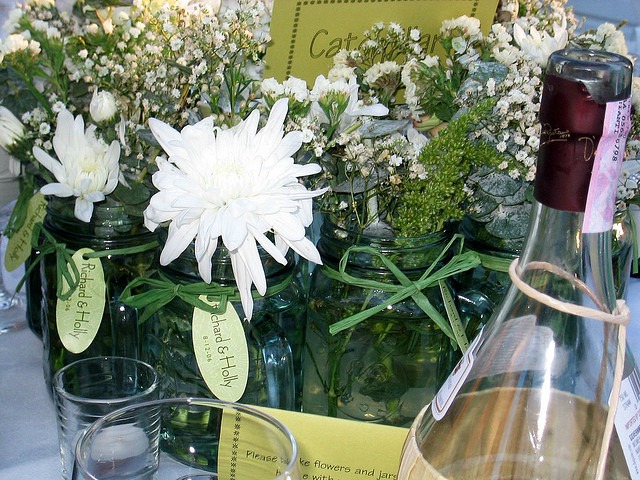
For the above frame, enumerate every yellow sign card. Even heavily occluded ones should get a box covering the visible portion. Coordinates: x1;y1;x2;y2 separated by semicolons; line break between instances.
260;408;409;480
264;0;499;84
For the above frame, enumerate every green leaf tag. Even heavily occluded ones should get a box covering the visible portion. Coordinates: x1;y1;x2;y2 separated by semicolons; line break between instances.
193;296;249;402
4;193;47;272
56;248;106;354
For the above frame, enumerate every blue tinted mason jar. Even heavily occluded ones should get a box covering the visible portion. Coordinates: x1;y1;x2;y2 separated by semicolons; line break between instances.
303;219;476;426
40;196;157;393
141;237;307;411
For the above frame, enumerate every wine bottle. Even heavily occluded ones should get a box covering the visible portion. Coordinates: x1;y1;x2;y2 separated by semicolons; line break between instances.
398;49;635;479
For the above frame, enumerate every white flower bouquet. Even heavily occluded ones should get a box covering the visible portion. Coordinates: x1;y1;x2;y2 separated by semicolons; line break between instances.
260;22;501;237
400;0;640;249
0;0;271;227
2;0;638;312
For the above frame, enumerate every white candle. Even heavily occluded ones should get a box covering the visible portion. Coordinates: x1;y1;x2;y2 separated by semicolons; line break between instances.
88;424;150;477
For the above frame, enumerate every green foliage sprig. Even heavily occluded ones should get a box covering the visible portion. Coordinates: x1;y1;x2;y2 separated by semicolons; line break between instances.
395;99;504;236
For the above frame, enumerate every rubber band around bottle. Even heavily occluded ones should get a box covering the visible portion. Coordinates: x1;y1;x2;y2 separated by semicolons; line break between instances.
509;258;630;480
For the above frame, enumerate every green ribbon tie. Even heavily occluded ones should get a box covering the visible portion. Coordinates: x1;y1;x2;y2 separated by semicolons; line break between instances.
16;222;159;302
119;275;237;323
119;271;295;323
325;234;481;351
4;175;37;238
469;249;514;273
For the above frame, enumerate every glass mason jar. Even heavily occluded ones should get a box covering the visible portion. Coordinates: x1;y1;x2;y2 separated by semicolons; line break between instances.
26;247;44;337
454;215;520;315
458;209;635;313
612;209;634;299
141;236;307;411
303;220;478;427
41;196;157;392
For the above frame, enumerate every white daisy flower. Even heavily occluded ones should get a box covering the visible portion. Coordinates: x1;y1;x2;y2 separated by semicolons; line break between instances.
145;98;326;319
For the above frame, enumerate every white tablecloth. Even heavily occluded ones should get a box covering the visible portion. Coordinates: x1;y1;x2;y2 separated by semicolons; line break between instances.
0;306;58;478
2;278;640;479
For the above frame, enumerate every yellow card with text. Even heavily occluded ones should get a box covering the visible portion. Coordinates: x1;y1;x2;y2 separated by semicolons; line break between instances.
260;408;409;480
264;0;499;84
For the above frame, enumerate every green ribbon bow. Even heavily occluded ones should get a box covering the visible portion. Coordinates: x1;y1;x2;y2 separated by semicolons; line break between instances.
119;275;237;323
16;222;159;301
469;249;514;273
119;271;295;323
324;234;481;350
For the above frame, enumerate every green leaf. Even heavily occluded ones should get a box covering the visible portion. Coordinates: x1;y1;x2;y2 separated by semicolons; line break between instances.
358;119;410;139
136;129;162;148
112;182;152;207
484;205;530;240
0;68;39;115
477;171;524;197
468;61;509;84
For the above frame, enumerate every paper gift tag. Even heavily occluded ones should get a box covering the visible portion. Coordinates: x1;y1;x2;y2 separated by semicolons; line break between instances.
193;297;250;402
56;248;106;354
4;192;47;272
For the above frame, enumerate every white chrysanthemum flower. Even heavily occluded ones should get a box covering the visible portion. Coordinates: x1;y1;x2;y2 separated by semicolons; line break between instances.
513;16;568;67
33;109;120;222
0;106;26;150
145;98;326;319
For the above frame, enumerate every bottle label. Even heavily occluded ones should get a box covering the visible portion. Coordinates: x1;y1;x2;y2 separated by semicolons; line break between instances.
583;98;633;233
615;366;640;479
56;248;106;354
192;297;249;402
432;328;484;420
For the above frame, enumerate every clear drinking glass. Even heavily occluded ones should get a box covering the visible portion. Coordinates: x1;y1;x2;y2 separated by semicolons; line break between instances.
54;356;160;480
72;397;301;480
